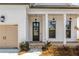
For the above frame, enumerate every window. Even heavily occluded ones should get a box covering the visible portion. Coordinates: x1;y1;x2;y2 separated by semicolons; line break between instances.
49;18;56;38
66;18;71;38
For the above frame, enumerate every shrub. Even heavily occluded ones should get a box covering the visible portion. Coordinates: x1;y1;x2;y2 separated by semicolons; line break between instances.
74;45;79;56
42;42;52;51
42;43;79;56
19;41;29;51
56;45;74;56
42;46;47;51
46;42;52;48
41;44;79;56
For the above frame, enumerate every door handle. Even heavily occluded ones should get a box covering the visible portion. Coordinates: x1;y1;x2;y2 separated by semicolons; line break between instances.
3;36;6;40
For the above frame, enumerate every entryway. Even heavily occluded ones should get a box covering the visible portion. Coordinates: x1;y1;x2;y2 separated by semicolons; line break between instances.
28;14;45;42
0;25;18;48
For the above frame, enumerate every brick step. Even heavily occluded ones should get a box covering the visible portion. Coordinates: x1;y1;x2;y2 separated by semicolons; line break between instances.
29;42;45;48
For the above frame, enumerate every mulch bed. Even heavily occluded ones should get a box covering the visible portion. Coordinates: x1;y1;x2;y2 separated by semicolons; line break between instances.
41;45;79;56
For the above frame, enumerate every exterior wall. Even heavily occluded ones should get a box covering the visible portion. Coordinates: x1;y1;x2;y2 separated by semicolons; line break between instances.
28;9;78;43
0;5;77;44
0;5;27;45
48;14;77;42
28;14;77;42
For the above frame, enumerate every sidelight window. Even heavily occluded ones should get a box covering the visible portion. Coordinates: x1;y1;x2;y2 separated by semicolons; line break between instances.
66;18;71;38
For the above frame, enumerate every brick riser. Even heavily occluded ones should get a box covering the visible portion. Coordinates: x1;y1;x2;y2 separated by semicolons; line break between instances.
29;42;45;48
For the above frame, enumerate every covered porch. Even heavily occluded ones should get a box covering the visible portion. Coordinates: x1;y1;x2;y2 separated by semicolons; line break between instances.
26;9;79;45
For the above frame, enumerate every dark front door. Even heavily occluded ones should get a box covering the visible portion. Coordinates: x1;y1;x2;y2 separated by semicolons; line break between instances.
33;22;40;41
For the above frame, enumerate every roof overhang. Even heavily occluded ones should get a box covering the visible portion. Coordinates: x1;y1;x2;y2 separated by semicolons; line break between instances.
29;3;79;9
0;3;79;9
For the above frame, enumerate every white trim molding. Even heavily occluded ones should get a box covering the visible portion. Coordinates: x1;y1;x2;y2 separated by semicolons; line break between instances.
45;13;48;42
64;14;67;45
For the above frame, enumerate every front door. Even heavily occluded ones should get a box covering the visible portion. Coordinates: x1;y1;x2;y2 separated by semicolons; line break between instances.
33;22;40;41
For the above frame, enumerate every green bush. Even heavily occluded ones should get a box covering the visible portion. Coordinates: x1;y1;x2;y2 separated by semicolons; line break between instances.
19;42;29;51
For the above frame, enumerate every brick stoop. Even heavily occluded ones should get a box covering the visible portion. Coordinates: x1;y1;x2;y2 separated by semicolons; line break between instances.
29;41;45;48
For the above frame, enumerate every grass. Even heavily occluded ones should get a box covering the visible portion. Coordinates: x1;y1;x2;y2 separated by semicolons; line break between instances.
41;45;79;56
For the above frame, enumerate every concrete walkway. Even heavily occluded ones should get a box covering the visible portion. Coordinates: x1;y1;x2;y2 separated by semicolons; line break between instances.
0;49;18;53
21;48;42;56
0;48;42;56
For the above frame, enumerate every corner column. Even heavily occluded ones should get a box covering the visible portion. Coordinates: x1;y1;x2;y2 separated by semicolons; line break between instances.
45;13;48;42
26;8;29;42
63;14;67;45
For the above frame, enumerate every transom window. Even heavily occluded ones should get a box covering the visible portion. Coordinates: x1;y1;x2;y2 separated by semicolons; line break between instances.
66;17;71;38
49;18;56;38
